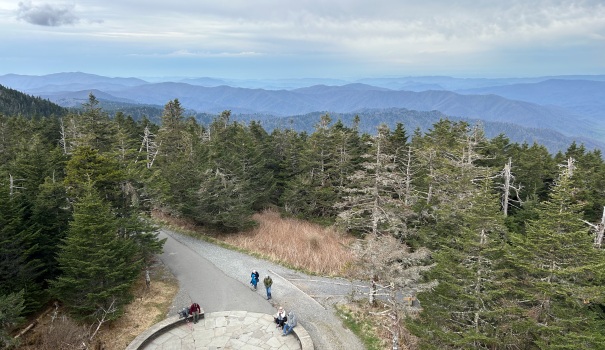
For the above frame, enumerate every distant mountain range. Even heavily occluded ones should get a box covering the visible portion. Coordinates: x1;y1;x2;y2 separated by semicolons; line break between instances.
1;72;603;154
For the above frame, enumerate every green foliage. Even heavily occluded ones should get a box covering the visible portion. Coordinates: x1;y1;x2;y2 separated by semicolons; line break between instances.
0;290;25;349
1;89;604;348
0;189;45;312
507;168;605;348
408;178;521;349
50;184;141;320
335;304;384;350
0;84;67;118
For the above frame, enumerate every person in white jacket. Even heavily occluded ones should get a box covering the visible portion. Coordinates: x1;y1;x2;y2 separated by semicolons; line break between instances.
274;306;287;329
282;310;297;336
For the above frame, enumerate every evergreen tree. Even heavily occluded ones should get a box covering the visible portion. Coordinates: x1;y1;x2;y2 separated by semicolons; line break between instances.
281;114;341;219
269;127;306;206
0;290;25;349
185;115;271;231
51;184;141;320
508;142;556;202
0;188;44;312
60;94;117;154
408;178;519;349
556;143;605;222
30;178;71;281
507;164;605;348
335;124;411;238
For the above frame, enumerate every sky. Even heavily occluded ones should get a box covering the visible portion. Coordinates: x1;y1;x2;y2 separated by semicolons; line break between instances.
1;0;604;80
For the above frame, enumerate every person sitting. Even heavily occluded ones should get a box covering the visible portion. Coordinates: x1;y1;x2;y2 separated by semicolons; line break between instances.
274;306;287;329
282;310;297;336
189;302;202;324
178;306;190;319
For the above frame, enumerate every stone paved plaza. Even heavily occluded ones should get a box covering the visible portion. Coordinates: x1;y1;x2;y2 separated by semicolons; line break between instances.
140;311;301;350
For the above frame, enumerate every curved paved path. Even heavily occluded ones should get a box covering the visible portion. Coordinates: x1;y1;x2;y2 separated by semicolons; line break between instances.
159;230;273;314
158;230;366;350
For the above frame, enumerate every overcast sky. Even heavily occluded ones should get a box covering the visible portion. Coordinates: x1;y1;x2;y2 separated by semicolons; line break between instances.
1;0;604;79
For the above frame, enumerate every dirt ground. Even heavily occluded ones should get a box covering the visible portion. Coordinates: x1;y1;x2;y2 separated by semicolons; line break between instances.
16;257;178;350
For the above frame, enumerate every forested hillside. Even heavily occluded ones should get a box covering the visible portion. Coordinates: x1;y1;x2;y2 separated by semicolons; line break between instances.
0;84;67;118
1;94;604;349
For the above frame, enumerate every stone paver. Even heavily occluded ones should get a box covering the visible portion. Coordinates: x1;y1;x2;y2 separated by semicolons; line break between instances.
139;311;300;350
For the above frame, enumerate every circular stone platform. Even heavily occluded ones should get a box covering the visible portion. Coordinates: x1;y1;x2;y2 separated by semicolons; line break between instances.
126;310;313;350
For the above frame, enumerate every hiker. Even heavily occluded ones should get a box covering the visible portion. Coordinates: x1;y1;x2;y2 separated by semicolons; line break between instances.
250;269;259;290
282;310;297;336
263;275;273;299
274;306;287;329
189;302;201;324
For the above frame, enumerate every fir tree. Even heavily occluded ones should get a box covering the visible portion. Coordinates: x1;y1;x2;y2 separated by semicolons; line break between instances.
0;290;25;349
408;178;519;349
51;184;141;320
507;163;605;348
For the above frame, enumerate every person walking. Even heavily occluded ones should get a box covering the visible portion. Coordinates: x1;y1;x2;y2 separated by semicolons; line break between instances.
263;275;273;299
189;302;201;324
250;269;259;290
282;310;297;336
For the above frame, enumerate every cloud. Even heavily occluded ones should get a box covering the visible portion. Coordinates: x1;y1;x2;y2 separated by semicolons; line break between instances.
16;1;78;26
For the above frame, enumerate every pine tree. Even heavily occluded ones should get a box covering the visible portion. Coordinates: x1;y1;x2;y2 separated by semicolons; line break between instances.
0;290;25;349
335;124;411;238
407;178;519;349
281;114;342;219
507;163;605;348
185;116;271;231
51;184;141;319
60;93;116;154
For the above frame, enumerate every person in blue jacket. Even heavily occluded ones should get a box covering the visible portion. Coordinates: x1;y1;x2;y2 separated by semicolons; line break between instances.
250;269;259;289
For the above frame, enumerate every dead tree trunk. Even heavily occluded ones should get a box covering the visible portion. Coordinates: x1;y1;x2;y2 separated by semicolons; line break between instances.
137;126;160;169
499;158;521;216
596;207;605;249
584;207;605;249
369;276;377;306
389;285;399;350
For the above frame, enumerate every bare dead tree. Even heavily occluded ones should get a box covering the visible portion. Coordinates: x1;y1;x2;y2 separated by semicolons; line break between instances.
582;206;605;249
400;146;418;207
59;118;68;155
498;158;522;216
558;157;576;178
89;298;117;342
9;174;25;197
354;234;435;349
145;269;151;289
136;126;160;169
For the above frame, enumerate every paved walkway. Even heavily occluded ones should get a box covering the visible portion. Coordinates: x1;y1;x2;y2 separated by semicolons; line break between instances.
153;230;364;350
140;311;300;350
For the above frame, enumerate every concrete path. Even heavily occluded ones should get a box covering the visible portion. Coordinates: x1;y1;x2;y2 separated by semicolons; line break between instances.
158;229;365;350
159;231;274;315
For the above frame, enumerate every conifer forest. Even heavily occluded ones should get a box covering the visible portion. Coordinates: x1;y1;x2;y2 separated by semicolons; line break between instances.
1;93;605;349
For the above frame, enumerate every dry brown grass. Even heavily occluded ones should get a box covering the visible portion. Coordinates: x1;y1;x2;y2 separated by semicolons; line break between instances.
18;259;178;350
221;209;356;276
96;261;178;350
